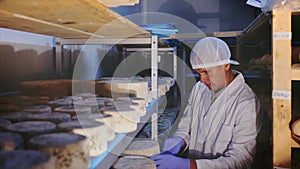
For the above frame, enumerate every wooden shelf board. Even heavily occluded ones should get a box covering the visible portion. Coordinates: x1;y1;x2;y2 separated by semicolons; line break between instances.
0;0;150;39
291;64;300;80
98;0;140;7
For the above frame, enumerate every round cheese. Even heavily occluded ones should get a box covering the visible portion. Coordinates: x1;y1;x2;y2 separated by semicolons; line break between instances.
57;120;110;156
54;105;91;116
122;139;160;156
0;132;23;150
6;121;56;140
100;106;138;133
292;119;300;136
29;133;89;169
113;156;156;169
0;150;54;169
30;112;71;124
22;105;52;114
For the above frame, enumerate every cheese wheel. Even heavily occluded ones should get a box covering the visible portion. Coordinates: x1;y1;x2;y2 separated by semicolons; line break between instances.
30;112;71;124
57;120;110;156
64;96;83;102
54;105;91;116
0;118;11;130
47;98;73;108
122;139;160;156
292;119;300;136
5;121;56;140
0;150;54;169
100;107;138;133
23;105;52;114
29;133;89;169
73;100;105;113
113;156;156;169
73;113;115;141
74;93;97;99
1;112;33;123
85;97;114;106
95;79;148;105
0;132;23;150
117;97;146;116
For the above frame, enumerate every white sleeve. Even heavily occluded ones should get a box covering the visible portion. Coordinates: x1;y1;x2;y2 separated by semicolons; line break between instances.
173;83;199;148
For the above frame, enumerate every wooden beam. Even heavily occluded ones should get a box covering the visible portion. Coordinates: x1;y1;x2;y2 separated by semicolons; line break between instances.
272;8;292;168
0;0;149;39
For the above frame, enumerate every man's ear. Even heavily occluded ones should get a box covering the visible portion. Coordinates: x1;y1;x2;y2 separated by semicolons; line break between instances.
224;64;230;70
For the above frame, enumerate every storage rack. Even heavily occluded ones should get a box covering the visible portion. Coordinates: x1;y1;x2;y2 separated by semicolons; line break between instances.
0;1;170;168
272;7;300;168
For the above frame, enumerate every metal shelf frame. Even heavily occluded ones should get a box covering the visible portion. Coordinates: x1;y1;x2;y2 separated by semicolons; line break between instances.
55;35;163;169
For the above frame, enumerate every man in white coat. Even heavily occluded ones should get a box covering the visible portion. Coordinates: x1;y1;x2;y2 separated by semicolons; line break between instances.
150;37;261;169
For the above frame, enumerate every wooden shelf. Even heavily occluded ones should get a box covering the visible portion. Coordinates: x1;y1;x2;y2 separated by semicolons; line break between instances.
0;0;150;39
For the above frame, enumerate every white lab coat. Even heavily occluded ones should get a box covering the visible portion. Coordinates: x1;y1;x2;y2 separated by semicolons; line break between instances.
174;71;261;169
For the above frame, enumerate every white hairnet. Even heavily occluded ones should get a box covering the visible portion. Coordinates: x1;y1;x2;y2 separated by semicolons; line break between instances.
190;37;239;69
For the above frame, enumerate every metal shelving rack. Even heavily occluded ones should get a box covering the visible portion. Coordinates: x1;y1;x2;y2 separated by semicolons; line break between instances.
56;36;162;169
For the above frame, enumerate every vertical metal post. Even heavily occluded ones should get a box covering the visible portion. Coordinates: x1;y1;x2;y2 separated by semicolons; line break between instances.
55;38;63;77
173;46;178;107
151;35;158;141
182;47;187;102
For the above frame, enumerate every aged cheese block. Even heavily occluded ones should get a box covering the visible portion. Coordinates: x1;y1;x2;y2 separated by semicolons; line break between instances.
292;119;300;136
113;156;156;169
0;118;11;130
0;150;54;169
5;121;56;140
100;107;139;133
73;100;105;113
95;79;148;106
0;132;23;150
29;133;89;169
30;113;71;124
19;79;73;97
57;120;110;156
117;97;146;116
1;112;33;123
54;105;91;116
73;113;115;141
122;139;160;156
23;105;52;114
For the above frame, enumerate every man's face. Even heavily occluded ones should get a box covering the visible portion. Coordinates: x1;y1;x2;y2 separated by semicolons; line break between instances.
194;65;227;91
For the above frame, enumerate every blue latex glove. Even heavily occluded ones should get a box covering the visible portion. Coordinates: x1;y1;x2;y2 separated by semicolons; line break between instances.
150;154;190;169
162;136;184;155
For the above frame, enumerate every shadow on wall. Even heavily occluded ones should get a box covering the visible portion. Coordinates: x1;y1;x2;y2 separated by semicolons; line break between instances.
0;44;56;93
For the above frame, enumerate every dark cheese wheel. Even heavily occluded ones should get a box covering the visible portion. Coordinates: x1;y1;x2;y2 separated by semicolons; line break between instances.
30;112;71;124
54;105;91;116
5;121;56;139
0;132;23;150
29;133;89;169
0;150;53;169
23;105;52;114
1;112;33;123
0;119;11;130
